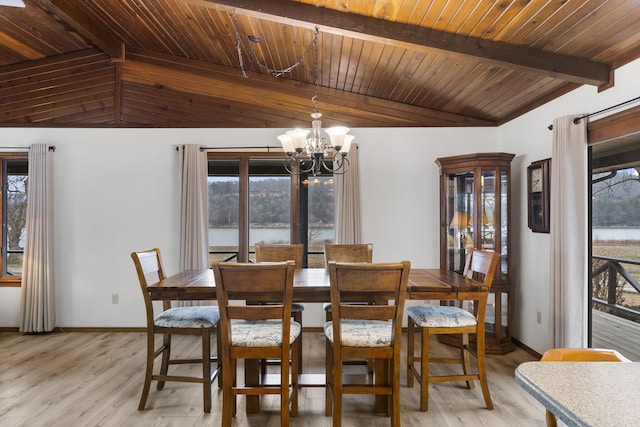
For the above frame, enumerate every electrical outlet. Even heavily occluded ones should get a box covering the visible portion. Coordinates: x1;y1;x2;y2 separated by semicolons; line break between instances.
112;294;119;304
536;311;541;324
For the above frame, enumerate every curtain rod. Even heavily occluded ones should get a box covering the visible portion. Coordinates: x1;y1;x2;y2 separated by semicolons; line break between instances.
176;145;359;151
199;146;281;152
0;146;56;151
175;146;281;151
548;95;640;130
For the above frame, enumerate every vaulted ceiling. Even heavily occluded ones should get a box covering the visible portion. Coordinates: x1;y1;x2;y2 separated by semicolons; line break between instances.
1;0;640;128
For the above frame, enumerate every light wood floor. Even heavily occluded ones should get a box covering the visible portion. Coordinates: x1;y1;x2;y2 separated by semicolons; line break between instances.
0;331;547;427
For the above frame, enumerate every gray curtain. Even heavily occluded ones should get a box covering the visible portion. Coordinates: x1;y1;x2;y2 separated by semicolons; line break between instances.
178;144;209;271
549;115;588;348
333;145;361;244
19;144;54;333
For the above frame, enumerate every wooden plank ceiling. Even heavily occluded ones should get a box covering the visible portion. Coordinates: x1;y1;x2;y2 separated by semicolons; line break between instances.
1;0;640;128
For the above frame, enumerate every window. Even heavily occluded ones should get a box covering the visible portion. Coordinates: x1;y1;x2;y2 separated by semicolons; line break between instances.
207;152;333;267
0;154;28;286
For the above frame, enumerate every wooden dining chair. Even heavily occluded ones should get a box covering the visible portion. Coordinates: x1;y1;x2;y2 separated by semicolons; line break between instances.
131;248;221;413
212;261;300;427
323;243;375;375
540;347;631;427
323;244;374;322
255;243;305;372
405;248;500;411
324;260;410;427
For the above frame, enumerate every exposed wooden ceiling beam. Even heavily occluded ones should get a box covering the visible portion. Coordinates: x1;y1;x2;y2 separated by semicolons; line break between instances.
35;0;123;60
124;48;495;127
189;0;611;87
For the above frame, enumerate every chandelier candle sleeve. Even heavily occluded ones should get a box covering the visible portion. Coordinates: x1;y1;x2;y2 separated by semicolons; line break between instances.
325;126;350;151
340;135;354;155
286;129;310;152
277;134;295;154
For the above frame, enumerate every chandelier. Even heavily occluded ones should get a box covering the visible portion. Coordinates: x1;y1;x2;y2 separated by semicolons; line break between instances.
277;29;353;176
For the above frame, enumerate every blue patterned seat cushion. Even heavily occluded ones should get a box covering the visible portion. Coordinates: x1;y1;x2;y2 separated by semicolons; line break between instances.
231;319;301;347
155;306;220;328
406;305;477;328
324;320;393;347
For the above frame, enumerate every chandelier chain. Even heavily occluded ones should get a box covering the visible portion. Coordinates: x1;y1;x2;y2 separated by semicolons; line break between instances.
233;10;319;79
312;28;319;113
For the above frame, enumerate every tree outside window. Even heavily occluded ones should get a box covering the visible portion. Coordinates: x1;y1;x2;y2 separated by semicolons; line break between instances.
1;156;28;285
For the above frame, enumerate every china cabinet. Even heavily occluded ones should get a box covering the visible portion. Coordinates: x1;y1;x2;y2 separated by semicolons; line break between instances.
436;152;515;354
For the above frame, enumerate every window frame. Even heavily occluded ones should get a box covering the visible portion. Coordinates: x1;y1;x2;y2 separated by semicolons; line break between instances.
0;152;28;287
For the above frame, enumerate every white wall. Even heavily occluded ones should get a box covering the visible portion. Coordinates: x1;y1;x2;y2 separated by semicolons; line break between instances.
499;58;640;354
2;57;638;349
0;127;495;328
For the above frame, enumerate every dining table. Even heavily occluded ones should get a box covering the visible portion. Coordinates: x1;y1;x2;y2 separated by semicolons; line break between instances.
516;361;640;427
146;267;490;413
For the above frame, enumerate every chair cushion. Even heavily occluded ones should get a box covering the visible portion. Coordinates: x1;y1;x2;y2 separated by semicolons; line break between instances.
324;320;393;347
155;306;220;328
406;305;477;328
231;319;301;347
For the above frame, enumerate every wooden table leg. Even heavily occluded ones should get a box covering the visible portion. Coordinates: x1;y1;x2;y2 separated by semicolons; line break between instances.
374;359;389;414
245;358;261;413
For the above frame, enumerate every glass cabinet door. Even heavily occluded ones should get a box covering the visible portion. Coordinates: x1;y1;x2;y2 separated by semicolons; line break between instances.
444;171;473;273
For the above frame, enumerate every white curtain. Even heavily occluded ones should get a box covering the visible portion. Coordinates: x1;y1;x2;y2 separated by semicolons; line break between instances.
19;144;54;333
178;144;209;271
549;115;588;348
334;145;361;244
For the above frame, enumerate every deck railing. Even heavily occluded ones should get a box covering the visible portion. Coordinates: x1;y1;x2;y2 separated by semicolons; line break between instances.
592;255;640;322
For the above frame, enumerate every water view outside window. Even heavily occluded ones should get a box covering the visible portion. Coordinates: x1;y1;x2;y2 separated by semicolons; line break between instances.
208;160;240;263
207;158;334;267
306;175;334;267
591;167;640;319
4;159;28;276
249;174;291;262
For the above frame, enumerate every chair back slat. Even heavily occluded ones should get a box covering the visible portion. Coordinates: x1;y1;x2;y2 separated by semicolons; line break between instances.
226;305;284;321
216;263;291;293
331;268;403;292
340;304;397;320
324;243;373;266
255;243;303;269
